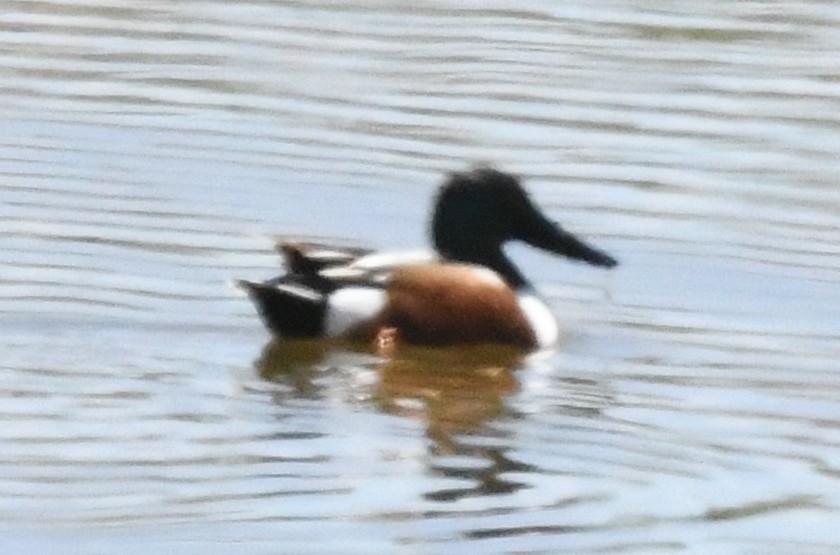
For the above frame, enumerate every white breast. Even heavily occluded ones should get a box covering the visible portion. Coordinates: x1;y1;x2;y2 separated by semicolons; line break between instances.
517;292;559;349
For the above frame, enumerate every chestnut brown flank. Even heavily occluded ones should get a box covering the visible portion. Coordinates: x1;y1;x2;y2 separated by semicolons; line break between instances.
372;264;537;348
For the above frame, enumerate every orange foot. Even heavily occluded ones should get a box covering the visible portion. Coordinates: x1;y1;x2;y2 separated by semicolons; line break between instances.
373;327;399;356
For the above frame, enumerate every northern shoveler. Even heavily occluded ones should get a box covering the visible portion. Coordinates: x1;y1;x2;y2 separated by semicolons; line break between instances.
238;167;617;351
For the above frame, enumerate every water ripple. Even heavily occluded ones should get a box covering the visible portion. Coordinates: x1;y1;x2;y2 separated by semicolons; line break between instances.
1;1;839;553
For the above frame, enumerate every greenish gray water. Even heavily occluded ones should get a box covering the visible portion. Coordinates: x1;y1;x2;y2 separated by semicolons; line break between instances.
1;1;839;553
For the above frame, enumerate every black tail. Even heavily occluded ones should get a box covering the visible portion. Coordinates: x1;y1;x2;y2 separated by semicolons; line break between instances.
238;280;326;338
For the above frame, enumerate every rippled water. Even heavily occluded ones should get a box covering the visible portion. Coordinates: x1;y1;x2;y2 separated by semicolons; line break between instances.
2;1;839;553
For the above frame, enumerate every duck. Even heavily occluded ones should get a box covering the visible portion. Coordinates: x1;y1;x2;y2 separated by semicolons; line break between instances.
238;167;617;351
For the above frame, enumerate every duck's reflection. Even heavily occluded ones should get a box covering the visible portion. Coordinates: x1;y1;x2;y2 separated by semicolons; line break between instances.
256;339;532;499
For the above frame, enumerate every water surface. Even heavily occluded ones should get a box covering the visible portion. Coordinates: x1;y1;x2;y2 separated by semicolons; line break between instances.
1;1;839;553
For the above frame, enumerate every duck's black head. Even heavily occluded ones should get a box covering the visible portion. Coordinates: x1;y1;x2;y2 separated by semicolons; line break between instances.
431;167;617;288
